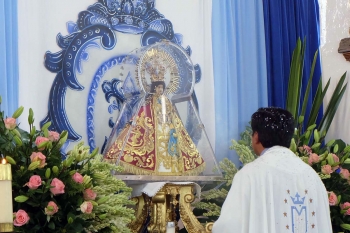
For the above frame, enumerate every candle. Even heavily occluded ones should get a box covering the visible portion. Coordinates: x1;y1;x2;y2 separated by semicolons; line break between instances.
0;158;13;232
166;221;175;233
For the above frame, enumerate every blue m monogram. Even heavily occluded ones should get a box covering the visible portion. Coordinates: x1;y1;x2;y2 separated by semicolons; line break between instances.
290;193;308;233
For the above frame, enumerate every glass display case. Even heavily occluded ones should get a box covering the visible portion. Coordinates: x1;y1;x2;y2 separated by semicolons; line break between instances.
103;41;222;183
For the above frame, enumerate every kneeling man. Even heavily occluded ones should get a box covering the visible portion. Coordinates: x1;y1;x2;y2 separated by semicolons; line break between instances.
212;107;332;233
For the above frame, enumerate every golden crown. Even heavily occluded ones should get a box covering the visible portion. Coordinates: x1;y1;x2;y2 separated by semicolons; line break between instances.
146;61;166;82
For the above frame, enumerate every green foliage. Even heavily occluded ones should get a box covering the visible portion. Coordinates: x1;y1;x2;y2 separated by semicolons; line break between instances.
192;128;255;221
286;40;350;232
0;105;134;233
229;140;256;167
286;38;305;121
286;38;347;135
285;38;350;231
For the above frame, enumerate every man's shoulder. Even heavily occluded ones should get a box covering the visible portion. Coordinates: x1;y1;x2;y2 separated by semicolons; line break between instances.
238;146;315;176
236;157;266;176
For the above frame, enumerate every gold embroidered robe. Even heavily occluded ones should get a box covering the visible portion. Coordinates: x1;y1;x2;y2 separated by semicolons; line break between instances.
105;95;205;175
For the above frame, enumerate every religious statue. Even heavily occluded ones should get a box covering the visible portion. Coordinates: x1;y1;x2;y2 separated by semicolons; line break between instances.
104;57;205;176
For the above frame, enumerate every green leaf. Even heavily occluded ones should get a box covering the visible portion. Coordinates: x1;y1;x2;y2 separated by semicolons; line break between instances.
67;212;76;223
45;168;51;179
341;224;350;230
68;217;74;224
300;50;318;119
48;221;55;230
14;195;29;203
311;143;321;150
333;144;339;153
298;116;304;124
35;189;44;194
313;129;320;143
41;121;51;131
341;153;350;164
306;124;317;131
318;72;347;133
337;195;342;205
289;138;297;152
12;106;24;119
306;78;329;128
326;139;336;147
286;38;305;121
5;156;16;165
28;108;34;124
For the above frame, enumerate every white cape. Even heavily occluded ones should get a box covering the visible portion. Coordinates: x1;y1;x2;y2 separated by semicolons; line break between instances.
212;146;332;233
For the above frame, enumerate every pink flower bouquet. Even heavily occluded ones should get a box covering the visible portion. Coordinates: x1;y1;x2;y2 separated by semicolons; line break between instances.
0;106;135;233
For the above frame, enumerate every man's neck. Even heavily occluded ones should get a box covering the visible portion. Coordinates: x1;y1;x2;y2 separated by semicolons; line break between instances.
259;148;269;156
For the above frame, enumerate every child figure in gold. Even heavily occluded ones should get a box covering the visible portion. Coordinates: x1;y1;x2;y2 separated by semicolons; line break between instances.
104;63;205;176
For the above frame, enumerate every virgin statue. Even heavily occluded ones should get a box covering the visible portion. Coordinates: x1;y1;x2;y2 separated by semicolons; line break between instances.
104;60;205;176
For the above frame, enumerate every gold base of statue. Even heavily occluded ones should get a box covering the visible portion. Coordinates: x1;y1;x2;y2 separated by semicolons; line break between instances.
129;183;213;233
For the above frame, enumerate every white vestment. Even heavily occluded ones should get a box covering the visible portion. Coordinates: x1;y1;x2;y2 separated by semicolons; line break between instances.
212;146;332;233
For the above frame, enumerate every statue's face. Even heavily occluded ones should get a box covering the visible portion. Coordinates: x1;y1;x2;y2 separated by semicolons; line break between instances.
155;84;164;95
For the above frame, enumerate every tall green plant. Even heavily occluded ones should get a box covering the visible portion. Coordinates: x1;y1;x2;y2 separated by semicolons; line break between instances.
286;38;347;138
286;38;306;121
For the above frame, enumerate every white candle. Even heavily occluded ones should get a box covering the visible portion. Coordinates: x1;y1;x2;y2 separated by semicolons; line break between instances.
0;158;13;232
166;222;175;233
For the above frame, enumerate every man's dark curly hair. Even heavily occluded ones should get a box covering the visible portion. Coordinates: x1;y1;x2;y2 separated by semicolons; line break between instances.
251;107;295;148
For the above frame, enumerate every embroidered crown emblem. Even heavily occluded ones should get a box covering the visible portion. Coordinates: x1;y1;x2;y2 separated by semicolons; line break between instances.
290;192;306;205
105;0;157;33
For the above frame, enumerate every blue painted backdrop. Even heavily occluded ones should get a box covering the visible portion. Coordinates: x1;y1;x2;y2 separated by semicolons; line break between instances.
0;0;323;162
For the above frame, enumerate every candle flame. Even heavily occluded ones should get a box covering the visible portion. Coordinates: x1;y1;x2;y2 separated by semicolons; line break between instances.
1;158;7;164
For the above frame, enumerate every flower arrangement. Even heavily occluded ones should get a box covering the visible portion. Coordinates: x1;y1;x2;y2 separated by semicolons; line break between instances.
0;101;135;232
290;122;350;232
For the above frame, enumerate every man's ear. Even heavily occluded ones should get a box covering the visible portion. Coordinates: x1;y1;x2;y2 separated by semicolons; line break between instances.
252;132;259;144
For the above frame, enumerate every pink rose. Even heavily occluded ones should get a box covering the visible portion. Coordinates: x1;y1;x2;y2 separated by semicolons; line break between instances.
25;175;42;189
332;153;340;163
83;189;97;201
328;192;338;206
341;202;350;210
308;153;320;165
72;172;83;184
346;208;350;216
50;178;65;195
80;201;93;214
48;131;60;142
13;209;30;226
45;201;59;216
340;168;350;180
299;145;312;155
321;165;333;175
35;136;49;150
4;117;16;130
332;153;340;171
30;152;47;168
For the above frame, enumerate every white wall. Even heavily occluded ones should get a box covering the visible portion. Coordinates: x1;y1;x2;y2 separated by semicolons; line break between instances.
17;0;215;152
320;0;350;143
